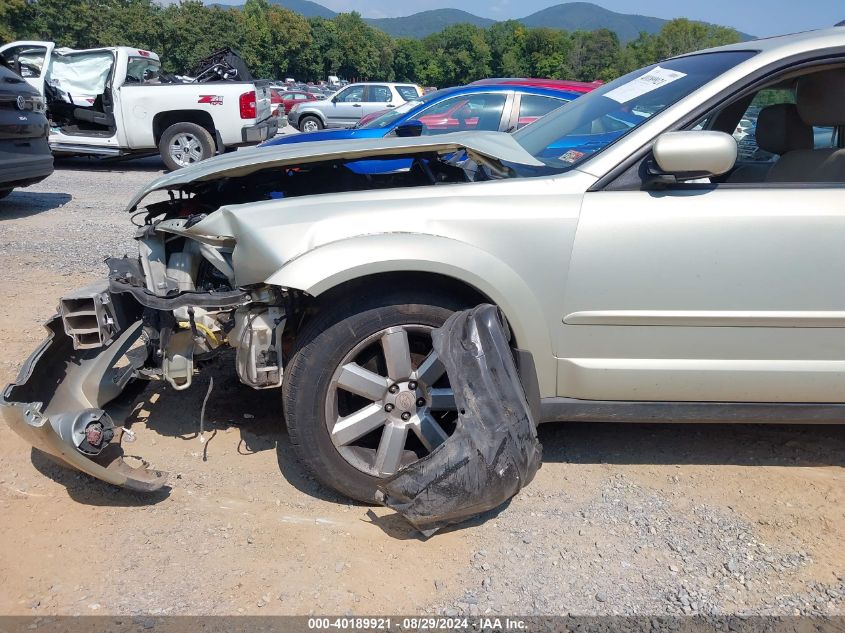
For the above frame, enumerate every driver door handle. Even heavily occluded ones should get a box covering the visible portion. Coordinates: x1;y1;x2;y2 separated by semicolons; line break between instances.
352;103;362;107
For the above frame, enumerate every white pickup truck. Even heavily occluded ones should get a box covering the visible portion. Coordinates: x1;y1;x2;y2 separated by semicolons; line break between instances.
0;41;278;170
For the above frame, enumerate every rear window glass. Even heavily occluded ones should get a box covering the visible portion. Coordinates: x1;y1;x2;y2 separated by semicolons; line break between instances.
396;85;420;101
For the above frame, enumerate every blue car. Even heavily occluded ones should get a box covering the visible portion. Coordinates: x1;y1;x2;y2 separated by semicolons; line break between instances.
261;84;590;143
260;83;590;174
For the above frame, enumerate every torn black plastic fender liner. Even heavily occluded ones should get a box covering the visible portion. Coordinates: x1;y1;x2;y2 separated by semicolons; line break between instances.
377;304;542;534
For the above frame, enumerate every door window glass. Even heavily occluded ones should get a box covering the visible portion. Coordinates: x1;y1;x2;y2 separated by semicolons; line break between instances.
336;86;364;102
736;89;838;163
0;46;47;78
415;93;507;135
369;85;393;103
517;94;567;130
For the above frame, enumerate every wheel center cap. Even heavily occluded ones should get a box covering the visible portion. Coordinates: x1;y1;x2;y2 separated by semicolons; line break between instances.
395;391;415;411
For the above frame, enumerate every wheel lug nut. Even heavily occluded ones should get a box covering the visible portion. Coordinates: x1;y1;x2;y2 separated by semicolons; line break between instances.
408;381;417;390
401;411;411;421
388;384;399;394
384;403;394;412
416;398;426;407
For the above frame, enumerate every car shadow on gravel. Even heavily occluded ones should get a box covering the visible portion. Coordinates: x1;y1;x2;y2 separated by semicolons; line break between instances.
30;448;171;507
54;155;165;173
536;421;845;467
0;192;72;220
122;356;355;505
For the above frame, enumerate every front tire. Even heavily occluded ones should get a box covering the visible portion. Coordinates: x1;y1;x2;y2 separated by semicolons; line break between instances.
159;122;216;171
298;115;323;133
283;291;465;502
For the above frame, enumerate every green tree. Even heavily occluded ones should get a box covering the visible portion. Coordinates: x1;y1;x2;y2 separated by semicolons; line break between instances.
1;1;746;86
238;0;274;78
333;12;394;80
524;28;571;78
422;23;491;86
158;2;242;74
266;6;312;78
393;37;427;83
97;0;163;51
0;0;31;42
655;18;741;59
292;16;340;80
486;20;529;77
569;28;620;81
618;31;658;74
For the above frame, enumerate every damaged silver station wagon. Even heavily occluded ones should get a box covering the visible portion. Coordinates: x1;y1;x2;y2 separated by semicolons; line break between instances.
5;28;845;502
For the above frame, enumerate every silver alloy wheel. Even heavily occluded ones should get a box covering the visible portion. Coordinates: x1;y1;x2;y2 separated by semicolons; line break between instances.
325;325;457;477
301;118;320;133
168;132;204;166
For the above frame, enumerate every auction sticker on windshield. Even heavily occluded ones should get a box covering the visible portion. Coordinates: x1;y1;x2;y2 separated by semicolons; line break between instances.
603;66;687;103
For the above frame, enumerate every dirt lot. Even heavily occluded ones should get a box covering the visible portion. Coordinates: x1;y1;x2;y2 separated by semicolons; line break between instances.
0;156;844;618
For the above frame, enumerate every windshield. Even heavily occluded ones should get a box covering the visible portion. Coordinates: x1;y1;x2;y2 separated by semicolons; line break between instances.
513;51;756;170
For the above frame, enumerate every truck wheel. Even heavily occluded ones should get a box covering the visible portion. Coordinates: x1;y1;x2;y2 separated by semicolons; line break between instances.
283;291;465;502
299;116;323;133
159;122;216;171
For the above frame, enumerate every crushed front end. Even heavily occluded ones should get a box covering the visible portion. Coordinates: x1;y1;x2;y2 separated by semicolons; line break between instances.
1;198;292;491
3;133;535;492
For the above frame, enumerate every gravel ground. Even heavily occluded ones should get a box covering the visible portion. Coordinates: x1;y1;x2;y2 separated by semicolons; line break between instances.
0;154;844;620
0;156;162;274
424;422;845;619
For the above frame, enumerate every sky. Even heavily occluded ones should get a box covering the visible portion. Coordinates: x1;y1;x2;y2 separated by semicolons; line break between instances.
214;0;843;38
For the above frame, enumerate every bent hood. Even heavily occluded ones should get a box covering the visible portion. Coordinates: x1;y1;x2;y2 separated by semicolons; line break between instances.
126;131;544;211
259;128;376;147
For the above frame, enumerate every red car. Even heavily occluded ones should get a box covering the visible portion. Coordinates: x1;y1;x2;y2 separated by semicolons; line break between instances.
270;89;317;117
469;77;603;94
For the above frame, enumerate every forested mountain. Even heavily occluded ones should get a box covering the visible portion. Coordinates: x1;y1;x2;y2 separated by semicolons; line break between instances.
215;0;751;42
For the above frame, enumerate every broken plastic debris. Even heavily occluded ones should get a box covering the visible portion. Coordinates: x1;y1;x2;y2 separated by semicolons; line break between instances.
376;304;542;535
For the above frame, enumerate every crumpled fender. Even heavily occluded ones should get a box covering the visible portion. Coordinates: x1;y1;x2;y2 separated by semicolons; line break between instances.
377;304;542;534
1;315;168;492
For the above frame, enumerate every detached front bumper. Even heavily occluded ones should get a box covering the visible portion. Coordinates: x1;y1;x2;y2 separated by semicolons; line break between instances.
241;116;279;144
1;302;168;492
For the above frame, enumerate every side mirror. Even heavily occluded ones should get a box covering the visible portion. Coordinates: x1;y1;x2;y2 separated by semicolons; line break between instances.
395;120;424;138
651;131;737;181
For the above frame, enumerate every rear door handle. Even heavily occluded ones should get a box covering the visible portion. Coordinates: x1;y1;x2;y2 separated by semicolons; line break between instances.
385;104;395;108
352;104;362;107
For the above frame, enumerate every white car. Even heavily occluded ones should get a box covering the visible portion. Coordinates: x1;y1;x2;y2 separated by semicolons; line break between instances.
288;82;422;132
0;41;278;170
